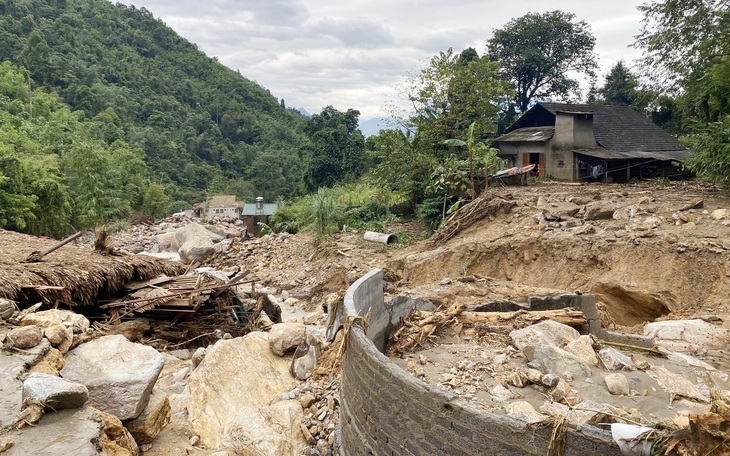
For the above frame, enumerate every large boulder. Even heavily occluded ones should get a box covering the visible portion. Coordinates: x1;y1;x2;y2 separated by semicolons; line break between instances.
187;332;299;450
509;320;579;351
19;309;90;334
584;202;621;220
644;319;730;354
60;335;164;420
527;343;591;378
218;400;308;456
22;372;88;411
175;222;223;263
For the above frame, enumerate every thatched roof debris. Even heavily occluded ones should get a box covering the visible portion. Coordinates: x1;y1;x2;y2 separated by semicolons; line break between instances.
0;229;185;306
100;270;252;320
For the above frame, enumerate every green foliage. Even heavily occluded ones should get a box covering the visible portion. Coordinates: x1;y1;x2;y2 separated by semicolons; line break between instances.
301;107;365;192
372;48;510;210
416;197;446;231
141;182;170;219
636;0;730;183
310;189;340;237
268;184;402;236
487;10;598;112
683;115;730;184
0;0;309;207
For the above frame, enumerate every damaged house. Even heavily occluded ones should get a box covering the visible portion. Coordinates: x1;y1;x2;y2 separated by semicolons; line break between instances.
493;103;692;183
194;195;246;220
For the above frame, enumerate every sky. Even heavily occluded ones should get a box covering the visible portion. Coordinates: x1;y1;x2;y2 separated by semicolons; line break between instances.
119;0;647;119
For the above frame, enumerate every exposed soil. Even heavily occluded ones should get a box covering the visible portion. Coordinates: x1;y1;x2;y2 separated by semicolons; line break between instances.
5;180;730;455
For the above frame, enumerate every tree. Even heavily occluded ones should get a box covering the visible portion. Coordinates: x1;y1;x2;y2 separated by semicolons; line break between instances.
301;106;365;191
487;10;598;112
141;182;170;219
598;61;639;106
635;0;730;183
371;48;510;212
634;0;729;89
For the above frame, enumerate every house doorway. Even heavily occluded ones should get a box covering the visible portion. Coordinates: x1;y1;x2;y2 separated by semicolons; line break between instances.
522;152;544;177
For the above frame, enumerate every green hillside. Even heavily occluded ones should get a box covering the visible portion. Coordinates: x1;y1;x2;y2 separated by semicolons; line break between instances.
0;0;308;215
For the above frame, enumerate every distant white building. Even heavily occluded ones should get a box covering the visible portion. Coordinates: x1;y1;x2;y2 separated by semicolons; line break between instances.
194;195;246;220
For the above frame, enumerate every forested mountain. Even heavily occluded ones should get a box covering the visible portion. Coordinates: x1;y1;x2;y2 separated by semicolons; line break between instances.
0;0;308;216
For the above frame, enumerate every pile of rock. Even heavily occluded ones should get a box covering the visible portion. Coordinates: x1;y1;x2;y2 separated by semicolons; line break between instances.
0;309;170;455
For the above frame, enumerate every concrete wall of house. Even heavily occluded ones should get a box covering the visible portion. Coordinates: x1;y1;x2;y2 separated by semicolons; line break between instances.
207;207;239;219
338;269;623;456
545;113;598;181
574;115;597;149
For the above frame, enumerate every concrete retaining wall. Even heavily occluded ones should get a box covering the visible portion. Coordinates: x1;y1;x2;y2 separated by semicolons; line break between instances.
338;269;622;455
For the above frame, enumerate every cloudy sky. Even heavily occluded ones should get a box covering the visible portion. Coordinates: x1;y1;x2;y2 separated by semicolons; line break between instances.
119;0;647;119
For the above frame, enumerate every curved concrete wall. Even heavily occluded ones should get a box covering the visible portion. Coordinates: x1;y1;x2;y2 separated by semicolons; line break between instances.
339;268;622;456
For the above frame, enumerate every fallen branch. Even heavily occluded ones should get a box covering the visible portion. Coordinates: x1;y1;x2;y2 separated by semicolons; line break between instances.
409;308;587;328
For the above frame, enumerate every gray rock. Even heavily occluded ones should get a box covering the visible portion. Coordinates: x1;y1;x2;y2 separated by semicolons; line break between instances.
490;385;515;402
529;344;591;378
7;325;43;349
510;320;579;351
598;347;635;371
175;222;222;263
168;349;192;360
191;347;206;369
22;372;89;411
269;323;306;356
8;406;138;456
604;373;630;396
0;299;15;320
584;202;620;220
61;334;164;420
291;333;323;380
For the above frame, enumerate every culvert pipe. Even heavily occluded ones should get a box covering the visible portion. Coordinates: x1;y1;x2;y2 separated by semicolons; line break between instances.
363;231;397;245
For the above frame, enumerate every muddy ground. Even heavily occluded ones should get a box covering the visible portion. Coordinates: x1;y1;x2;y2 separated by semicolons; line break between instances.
167;180;730;454
5;180;730;455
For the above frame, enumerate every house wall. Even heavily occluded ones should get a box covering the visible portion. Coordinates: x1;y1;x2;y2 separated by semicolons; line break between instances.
206;207;240;219
544;113;597;181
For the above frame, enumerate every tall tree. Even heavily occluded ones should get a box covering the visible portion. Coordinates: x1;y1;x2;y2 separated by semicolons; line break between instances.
301;106;365;191
598;61;639;106
635;0;730;183
487;10;598;112
634;0;729;89
371;48;510;209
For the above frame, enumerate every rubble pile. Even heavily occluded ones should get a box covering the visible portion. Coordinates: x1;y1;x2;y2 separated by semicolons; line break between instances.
1;181;729;455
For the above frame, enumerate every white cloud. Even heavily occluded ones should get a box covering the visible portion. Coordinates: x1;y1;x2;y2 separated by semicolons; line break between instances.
120;0;647;118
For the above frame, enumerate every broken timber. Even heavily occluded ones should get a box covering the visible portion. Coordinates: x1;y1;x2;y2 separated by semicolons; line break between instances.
100;270;253;319
24;231;83;263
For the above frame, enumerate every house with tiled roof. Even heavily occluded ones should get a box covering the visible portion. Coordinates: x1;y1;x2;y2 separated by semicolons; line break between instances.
493;103;691;182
